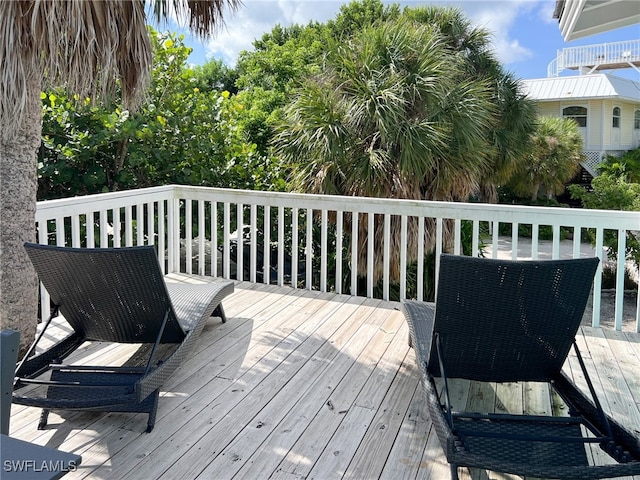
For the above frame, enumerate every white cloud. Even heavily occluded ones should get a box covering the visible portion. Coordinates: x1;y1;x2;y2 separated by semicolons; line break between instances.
203;2;345;64
449;0;537;64
189;0;545;67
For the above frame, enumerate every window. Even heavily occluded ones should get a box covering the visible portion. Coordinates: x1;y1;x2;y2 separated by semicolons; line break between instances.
635;110;640;130
612;107;621;128
563;106;587;127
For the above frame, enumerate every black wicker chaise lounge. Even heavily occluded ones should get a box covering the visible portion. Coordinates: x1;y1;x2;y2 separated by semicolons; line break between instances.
13;243;234;433
402;254;640;480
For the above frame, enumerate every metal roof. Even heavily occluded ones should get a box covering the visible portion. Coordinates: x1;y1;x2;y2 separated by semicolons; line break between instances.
520;74;640;103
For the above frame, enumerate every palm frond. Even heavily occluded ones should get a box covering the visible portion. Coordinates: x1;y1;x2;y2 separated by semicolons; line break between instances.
1;0;238;138
151;0;241;38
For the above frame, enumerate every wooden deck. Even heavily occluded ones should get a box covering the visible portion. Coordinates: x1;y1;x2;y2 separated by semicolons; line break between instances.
7;274;640;480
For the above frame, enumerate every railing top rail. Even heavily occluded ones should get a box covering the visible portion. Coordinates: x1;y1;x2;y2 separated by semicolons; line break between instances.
560;39;640;53
35;185;639;231
171;185;640;230
35;186;174;220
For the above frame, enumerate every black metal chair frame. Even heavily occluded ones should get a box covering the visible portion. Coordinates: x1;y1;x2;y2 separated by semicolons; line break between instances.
402;254;640;479
13;243;234;433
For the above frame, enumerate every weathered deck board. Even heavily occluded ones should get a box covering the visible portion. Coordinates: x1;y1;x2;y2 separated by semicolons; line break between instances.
8;274;640;480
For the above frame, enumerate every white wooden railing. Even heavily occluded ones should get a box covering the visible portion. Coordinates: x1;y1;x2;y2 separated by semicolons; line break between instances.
35;185;640;331
548;39;640;77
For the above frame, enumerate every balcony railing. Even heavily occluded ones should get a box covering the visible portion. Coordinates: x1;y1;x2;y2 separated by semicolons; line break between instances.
35;185;640;331
547;39;640;77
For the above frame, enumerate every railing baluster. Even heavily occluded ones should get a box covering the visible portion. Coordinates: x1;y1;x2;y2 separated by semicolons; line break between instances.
264;206;271;285
279;206;286;287
510;223;518;260
453;219;461;256
336;210;343;295
592;228;604;328
305;208;312;290
86;213;95;248
125;206;133;247
573;227;582;258
38;222;51;320
185;200;192;275
552;224;561;259
198;200;205;276
222;202;230;279
367;212;374;298
472;219;479;257
236;203;244;282
100;210;108;248
158;201;165;274
531;224;539;260
250;204;257;283
383;214;391;301
114;208;121;248
491;221;499;259
71;215;81;248
137;203;144;246
210;201;217;278
400;215;407;301
148;203;155;247
351;212;358;296
320;209;327;292
435;217;443;295
417;216;424;301
291;208;299;289
614;229;626;331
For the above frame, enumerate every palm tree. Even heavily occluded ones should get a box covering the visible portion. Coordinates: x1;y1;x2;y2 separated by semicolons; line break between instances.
508;116;584;201
275;17;496;284
407;5;537;202
0;0;239;351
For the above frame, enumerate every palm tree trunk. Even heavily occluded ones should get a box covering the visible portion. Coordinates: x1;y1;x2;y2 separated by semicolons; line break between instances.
0;75;41;353
531;183;540;202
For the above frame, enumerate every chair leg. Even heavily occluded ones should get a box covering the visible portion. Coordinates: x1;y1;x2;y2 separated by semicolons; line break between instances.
450;464;459;480
213;304;227;323
145;390;160;433
38;409;50;430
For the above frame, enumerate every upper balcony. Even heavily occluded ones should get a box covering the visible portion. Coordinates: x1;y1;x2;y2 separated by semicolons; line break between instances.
553;0;640;41
548;39;640;77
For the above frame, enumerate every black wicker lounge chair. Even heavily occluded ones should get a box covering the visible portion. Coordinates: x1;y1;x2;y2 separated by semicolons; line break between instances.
13;243;234;433
402;254;640;480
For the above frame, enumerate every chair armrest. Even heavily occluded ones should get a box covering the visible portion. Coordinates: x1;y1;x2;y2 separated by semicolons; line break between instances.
401;300;436;374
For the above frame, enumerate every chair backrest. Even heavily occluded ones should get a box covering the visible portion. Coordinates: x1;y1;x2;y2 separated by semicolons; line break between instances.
428;254;599;382
24;243;185;344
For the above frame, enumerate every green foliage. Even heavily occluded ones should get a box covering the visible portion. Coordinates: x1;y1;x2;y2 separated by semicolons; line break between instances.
570;174;640;212
38;28;282;200
326;0;401;38
192;58;239;94
233;22;329;155
507;116;583;201
231;0;534;200
598;147;640;183
39;93;134;198
277;17;496;201
569;174;640;265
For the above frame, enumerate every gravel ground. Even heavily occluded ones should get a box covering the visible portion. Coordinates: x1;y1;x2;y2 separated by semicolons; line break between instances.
583;289;638;331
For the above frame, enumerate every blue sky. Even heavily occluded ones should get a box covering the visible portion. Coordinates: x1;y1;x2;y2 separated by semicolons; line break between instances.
153;0;640;81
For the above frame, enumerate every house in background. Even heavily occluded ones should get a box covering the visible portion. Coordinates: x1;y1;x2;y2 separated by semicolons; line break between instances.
519;0;640;177
520;66;640;176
